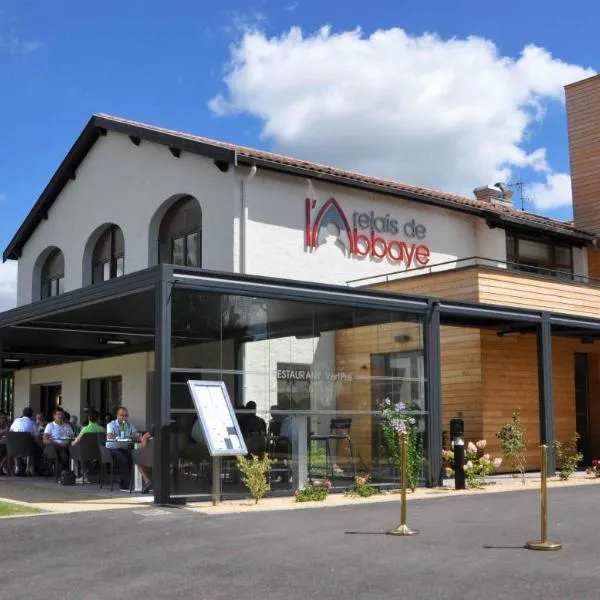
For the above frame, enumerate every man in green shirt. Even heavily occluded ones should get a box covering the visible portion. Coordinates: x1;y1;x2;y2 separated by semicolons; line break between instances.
71;408;105;445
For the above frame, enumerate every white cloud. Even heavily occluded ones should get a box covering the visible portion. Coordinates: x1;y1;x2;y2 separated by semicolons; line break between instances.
529;172;573;211
210;26;595;212
0;32;40;55
0;261;17;312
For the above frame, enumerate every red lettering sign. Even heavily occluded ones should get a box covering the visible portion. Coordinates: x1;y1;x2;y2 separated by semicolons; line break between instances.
306;197;431;268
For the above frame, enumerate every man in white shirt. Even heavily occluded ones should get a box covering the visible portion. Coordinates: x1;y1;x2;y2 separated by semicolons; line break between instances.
43;407;73;474
106;406;140;491
10;407;37;435
9;407;40;475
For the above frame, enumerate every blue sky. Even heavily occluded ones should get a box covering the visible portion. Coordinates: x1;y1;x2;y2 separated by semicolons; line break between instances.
0;0;598;259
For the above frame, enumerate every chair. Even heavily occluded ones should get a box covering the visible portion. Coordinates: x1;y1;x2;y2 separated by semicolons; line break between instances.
71;434;105;486
43;444;61;481
308;418;356;482
99;445;118;491
6;432;38;476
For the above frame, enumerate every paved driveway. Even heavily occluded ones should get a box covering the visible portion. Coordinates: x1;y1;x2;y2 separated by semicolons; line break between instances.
0;485;596;600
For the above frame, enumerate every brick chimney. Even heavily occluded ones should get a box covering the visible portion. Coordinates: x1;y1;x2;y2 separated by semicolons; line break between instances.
566;74;600;234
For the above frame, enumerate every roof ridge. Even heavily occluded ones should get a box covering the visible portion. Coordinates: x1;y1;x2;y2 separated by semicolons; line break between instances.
94;113;581;233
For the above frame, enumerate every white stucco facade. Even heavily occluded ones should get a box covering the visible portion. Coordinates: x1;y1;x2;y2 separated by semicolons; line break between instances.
9;126;577;428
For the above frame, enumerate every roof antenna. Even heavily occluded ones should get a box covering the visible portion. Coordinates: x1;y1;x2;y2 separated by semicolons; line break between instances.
508;178;529;211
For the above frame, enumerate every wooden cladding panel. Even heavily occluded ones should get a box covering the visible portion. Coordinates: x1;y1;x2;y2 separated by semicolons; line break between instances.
477;269;600;318
566;76;600;234
480;331;600;471
374;268;480;301
587;248;600;280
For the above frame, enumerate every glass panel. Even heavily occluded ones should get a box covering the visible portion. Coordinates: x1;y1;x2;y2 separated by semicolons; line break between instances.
518;239;551;261
186;232;199;267
168;289;426;500
51;278;59;297
92;263;103;284
103;261;111;282
555;246;572;266
172;237;185;266
58;277;65;295
116;256;124;278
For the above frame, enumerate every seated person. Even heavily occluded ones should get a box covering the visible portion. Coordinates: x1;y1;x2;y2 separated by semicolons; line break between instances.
0;412;10;438
134;429;154;494
70;415;82;436
10;406;37;435
71;408;105;445
240;401;267;437
35;413;47;438
106;406;141;491
43;407;74;474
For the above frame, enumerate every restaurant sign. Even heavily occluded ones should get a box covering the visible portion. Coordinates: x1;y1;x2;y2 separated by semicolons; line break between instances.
305;198;431;267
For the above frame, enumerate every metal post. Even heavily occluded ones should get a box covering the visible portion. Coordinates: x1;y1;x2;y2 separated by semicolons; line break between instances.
537;315;555;476
526;445;561;551
387;431;419;536
425;300;442;487
153;265;173;506
212;456;222;506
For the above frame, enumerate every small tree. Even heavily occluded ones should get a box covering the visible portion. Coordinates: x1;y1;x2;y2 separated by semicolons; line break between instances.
554;434;583;480
237;454;274;504
496;410;527;484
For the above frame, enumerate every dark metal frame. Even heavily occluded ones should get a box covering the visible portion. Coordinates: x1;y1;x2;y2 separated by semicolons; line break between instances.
4;264;600;499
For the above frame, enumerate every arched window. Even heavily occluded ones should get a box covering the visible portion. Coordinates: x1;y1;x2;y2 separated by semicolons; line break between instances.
92;225;124;284
158;196;202;267
40;249;65;299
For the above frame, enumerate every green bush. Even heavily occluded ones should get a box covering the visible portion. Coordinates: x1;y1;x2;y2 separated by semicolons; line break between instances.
237;454;274;504
346;474;380;498
496;410;527;484
295;481;331;502
554;434;582;481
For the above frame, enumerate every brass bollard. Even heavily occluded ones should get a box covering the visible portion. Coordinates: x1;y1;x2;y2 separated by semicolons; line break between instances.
387;430;419;536
525;444;562;551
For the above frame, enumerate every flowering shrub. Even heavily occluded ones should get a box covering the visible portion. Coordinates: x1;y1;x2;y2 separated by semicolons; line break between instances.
442;439;502;488
554;434;582;480
295;480;331;502
346;474;380;498
237;454;275;504
586;459;600;478
378;398;422;491
496;411;527;484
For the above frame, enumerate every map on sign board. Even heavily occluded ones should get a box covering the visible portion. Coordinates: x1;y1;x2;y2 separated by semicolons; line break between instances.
187;380;247;457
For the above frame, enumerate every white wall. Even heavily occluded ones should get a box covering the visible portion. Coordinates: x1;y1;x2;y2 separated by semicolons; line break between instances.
13;352;151;429
239;167;482;285
17;132;236;305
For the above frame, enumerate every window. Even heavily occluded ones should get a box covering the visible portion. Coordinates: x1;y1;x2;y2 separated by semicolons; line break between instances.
159;196;202;267
276;362;312;411
371;351;425;413
40;249;65;299
506;233;573;279
84;377;122;423
92;225;125;284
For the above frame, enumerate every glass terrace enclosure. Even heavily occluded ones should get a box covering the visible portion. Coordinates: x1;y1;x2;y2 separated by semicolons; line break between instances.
168;286;427;499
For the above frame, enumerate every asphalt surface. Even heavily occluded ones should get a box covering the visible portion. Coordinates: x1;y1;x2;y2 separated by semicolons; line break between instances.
1;485;599;600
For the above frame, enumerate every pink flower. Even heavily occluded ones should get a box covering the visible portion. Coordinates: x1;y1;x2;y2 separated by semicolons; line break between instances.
476;440;487;450
467;442;477;453
493;457;502;468
445;468;454;478
593;460;598;466
465;460;474;470
483;454;490;461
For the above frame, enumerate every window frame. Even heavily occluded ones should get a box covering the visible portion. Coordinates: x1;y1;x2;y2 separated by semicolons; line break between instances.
158;197;202;267
40;249;65;300
91;225;125;284
506;232;574;279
